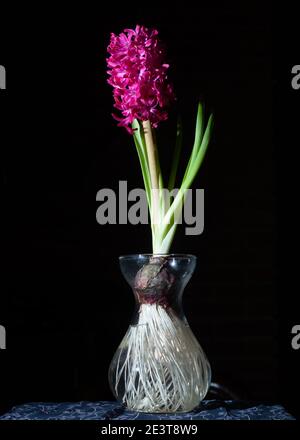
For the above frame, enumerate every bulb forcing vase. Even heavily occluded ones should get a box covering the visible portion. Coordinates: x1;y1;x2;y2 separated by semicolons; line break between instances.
108;254;211;413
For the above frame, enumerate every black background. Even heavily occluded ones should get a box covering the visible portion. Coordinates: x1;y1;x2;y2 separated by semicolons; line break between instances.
0;0;299;419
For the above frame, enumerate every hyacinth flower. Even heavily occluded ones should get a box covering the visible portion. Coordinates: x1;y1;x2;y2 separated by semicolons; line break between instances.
107;25;213;254
107;25;213;413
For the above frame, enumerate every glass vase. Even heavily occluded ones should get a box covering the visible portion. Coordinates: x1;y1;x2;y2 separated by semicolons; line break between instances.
108;254;211;413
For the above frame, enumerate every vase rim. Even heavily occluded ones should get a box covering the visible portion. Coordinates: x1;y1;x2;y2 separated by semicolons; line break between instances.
119;253;197;260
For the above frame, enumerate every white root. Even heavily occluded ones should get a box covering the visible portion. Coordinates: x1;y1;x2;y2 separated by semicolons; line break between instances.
113;303;210;413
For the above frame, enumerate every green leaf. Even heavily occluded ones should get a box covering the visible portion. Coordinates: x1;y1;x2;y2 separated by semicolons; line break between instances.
183;113;213;189
159;222;178;254
131;104;213;255
168;116;183;192
183;102;204;182
161;109;213;233
158;172;165;223
153;128;165;221
132;119;152;209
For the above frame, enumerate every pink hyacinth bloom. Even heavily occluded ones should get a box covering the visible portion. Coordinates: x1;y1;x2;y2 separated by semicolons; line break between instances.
107;25;175;133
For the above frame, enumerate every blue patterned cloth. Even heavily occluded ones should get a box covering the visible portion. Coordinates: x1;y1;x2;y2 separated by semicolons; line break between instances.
0;400;295;420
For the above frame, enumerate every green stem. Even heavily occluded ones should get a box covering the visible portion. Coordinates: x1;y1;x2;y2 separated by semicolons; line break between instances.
142;120;160;251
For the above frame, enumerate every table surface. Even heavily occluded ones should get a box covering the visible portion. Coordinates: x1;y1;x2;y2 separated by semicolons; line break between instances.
0;400;295;420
